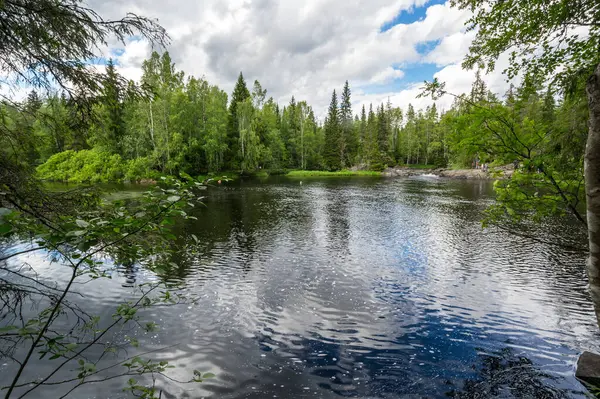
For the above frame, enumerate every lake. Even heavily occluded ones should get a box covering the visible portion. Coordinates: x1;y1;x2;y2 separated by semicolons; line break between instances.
2;176;599;398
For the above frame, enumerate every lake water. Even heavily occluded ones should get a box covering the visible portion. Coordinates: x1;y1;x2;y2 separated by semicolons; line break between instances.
2;176;599;398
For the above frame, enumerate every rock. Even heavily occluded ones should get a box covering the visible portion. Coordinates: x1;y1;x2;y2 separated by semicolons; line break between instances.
576;351;600;387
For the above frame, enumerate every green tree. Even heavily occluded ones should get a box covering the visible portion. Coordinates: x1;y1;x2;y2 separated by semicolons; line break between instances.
323;90;341;170
339;81;355;166
226;72;251;169
449;0;600;325
99;59;126;154
359;105;368;164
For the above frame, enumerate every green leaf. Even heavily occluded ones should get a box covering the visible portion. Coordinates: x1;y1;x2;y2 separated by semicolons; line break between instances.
0;223;12;234
76;219;89;228
167;195;181;202
0;325;18;333
202;373;216;379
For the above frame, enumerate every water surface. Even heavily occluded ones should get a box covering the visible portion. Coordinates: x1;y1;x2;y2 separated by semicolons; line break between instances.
3;177;598;398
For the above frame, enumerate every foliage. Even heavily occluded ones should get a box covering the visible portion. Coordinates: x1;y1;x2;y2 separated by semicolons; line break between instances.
1;177;210;397
286;170;382;177
451;0;600;90
36;150;156;184
420;74;588;232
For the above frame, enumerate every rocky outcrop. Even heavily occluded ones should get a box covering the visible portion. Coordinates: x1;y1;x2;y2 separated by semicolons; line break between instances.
576;351;600;387
382;168;432;178
383;165;515;180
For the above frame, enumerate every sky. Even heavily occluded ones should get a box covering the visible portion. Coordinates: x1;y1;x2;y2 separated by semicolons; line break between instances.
70;1;517;119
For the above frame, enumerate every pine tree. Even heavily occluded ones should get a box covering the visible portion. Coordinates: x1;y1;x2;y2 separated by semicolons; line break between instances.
470;69;488;103
226;72;250;169
103;59;125;155
339;80;354;166
405;104;416;164
366;104;378;167
359;105;367;163
377;103;389;155
25;91;42;115
323;90;341;170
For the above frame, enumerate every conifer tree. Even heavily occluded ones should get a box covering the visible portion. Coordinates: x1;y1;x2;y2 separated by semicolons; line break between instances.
359;105;367;163
340;81;355;166
102;59;125;155
323;90;341;170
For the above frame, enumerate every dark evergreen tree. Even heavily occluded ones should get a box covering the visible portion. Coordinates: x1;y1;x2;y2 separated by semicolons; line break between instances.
102;59;125;155
377;103;389;154
323;90;341;170
470;69;487;103
359;105;367;162
340;80;355;166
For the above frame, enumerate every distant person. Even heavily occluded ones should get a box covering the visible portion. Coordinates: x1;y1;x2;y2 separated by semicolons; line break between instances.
513;159;519;170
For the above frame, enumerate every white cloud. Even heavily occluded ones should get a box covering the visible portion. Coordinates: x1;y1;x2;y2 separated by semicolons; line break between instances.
3;0;518;118
369;67;406;85
423;31;476;67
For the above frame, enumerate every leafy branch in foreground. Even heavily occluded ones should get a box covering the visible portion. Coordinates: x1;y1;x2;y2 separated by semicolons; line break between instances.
419;79;587;249
0;176;213;398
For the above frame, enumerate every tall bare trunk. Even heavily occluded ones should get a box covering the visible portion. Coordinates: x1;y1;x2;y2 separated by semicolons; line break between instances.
585;63;600;327
148;101;156;149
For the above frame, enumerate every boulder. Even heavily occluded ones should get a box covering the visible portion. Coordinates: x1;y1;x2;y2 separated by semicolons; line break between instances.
576;351;600;387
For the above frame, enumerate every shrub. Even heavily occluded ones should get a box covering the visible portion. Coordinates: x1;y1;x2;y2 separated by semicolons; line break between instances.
37;150;132;183
125;157;153;182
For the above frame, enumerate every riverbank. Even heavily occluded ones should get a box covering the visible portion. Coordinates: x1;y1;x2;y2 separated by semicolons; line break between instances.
286;170;382;177
383;165;515;180
38;166;515;184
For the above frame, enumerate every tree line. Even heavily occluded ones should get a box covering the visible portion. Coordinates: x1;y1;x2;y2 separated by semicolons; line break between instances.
2;52;586;183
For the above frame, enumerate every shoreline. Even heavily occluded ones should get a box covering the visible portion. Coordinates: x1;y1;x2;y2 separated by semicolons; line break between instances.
39;166;515;184
382;166;514;180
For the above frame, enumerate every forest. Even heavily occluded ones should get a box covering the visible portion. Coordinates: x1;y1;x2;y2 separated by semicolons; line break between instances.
1;51;589;184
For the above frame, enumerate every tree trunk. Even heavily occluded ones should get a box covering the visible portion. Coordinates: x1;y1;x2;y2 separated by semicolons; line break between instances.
148;101;156;149
585;63;600;327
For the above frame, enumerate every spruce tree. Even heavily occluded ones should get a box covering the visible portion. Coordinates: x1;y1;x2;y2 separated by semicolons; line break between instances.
323;90;341;170
340;81;354;166
359;105;367;162
377;103;389;154
366;104;379;168
470;69;488;103
226;72;250;168
103;59;125;155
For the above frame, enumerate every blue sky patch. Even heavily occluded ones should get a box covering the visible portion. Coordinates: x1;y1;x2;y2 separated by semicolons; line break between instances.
380;0;447;33
415;39;441;55
401;62;442;83
111;48;125;57
358;62;442;97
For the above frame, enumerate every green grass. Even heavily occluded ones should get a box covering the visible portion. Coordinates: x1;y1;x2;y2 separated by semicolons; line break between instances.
286;170;382;177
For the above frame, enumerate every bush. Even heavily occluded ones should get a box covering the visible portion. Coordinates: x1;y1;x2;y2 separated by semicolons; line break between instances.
37;150;135;183
125;157;153;182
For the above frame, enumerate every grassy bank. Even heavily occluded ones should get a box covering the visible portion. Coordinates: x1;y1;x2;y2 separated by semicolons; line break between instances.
286;170;382;177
